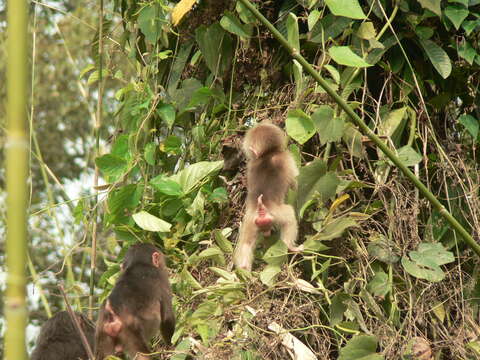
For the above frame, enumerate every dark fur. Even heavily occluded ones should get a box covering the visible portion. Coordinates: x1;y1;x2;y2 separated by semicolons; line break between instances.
31;311;94;360
95;243;175;360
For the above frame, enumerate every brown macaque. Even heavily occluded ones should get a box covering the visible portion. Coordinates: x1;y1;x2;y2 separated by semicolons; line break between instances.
95;243;175;360
234;123;303;271
31;311;95;360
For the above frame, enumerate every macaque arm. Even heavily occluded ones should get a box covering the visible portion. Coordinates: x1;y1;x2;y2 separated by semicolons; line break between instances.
234;205;259;271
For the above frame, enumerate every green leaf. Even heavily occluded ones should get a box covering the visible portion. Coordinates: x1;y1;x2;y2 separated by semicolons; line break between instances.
312;105;345;145
198;247;224;259
444;4;469;30
310;15;352;43
161;135;182;155
107;184;144;225
330;293;350;326
308;9;321;31
170;160;224;194
297;160;339;215
324;65;340;84
220;11;252;38
138;3;166;44
150;176;183;196
329;46;372;67
462;20;480;35
325;0;366;19
259;265;282;286
213;229;234;254
95;154;128;182
196;23;233;75
286;13;300;50
263;241;288;267
415;26;434;39
87;69;108;85
396;146;422;167
235;1;257;24
419;39;452;79
367;271;389;297
458;42;478;65
458;114;479;139
339;335;383;360
132;211;172;232
367;237;400;264
312;217;358;242
401;243;455;282
285;109;316;144
157;103;176;129
357;22;376;39
378;107;407;145
417;0;441;16
144;142;156;166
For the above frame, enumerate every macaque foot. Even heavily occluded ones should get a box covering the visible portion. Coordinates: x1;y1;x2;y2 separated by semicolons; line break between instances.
289;244;304;253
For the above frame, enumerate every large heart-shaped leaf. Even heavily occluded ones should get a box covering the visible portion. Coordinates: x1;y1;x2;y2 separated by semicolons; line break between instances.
286;109;316;144
444;4;469;30
417;0;441;16
196;23;233;75
297;159;339;216
401;243;454;282
312;105;344;145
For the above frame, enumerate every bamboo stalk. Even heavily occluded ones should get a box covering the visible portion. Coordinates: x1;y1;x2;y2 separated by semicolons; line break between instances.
5;0;29;358
237;0;480;257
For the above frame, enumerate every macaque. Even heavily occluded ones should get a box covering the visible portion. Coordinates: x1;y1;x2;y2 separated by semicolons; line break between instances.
95;243;175;360
31;311;95;360
234;123;303;271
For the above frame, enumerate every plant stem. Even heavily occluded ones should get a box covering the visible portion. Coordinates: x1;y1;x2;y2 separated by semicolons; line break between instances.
237;0;480;257
89;0;104;319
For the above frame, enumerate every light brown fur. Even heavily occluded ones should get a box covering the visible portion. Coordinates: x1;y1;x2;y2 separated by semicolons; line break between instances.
234;123;302;270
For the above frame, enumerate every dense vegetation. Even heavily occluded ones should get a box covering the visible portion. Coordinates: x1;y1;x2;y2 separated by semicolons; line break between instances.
2;0;480;358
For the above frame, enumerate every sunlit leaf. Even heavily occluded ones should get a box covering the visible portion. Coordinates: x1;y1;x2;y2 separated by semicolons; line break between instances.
171;0;197;26
285;109;316;144
325;0;366;19
170;160;224;194
132;211;172;232
329;46;372;67
401;243;454;282
287;13;300;50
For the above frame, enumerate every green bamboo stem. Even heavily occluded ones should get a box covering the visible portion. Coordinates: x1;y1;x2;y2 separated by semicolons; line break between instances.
5;0;28;358
237;0;480;257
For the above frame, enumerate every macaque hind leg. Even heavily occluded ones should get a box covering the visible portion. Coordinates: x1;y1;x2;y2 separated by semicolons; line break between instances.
272;204;303;252
234;207;258;271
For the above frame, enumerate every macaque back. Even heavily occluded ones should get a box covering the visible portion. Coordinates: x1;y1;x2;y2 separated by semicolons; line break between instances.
95;243;175;360
234;123;301;271
31;311;94;360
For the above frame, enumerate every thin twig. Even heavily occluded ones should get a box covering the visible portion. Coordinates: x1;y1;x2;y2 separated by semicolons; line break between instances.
59;285;95;360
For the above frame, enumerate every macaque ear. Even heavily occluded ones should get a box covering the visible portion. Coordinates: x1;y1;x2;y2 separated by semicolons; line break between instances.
152;251;163;268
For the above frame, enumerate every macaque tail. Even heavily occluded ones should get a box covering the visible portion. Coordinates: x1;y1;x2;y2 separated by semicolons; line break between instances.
160;296;175;345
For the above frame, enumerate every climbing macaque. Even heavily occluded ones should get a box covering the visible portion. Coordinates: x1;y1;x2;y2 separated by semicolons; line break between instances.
95;243;175;360
234;123;303;271
31;311;95;360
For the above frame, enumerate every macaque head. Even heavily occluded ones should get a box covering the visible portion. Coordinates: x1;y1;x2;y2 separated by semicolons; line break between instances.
122;243;165;270
243;123;287;159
